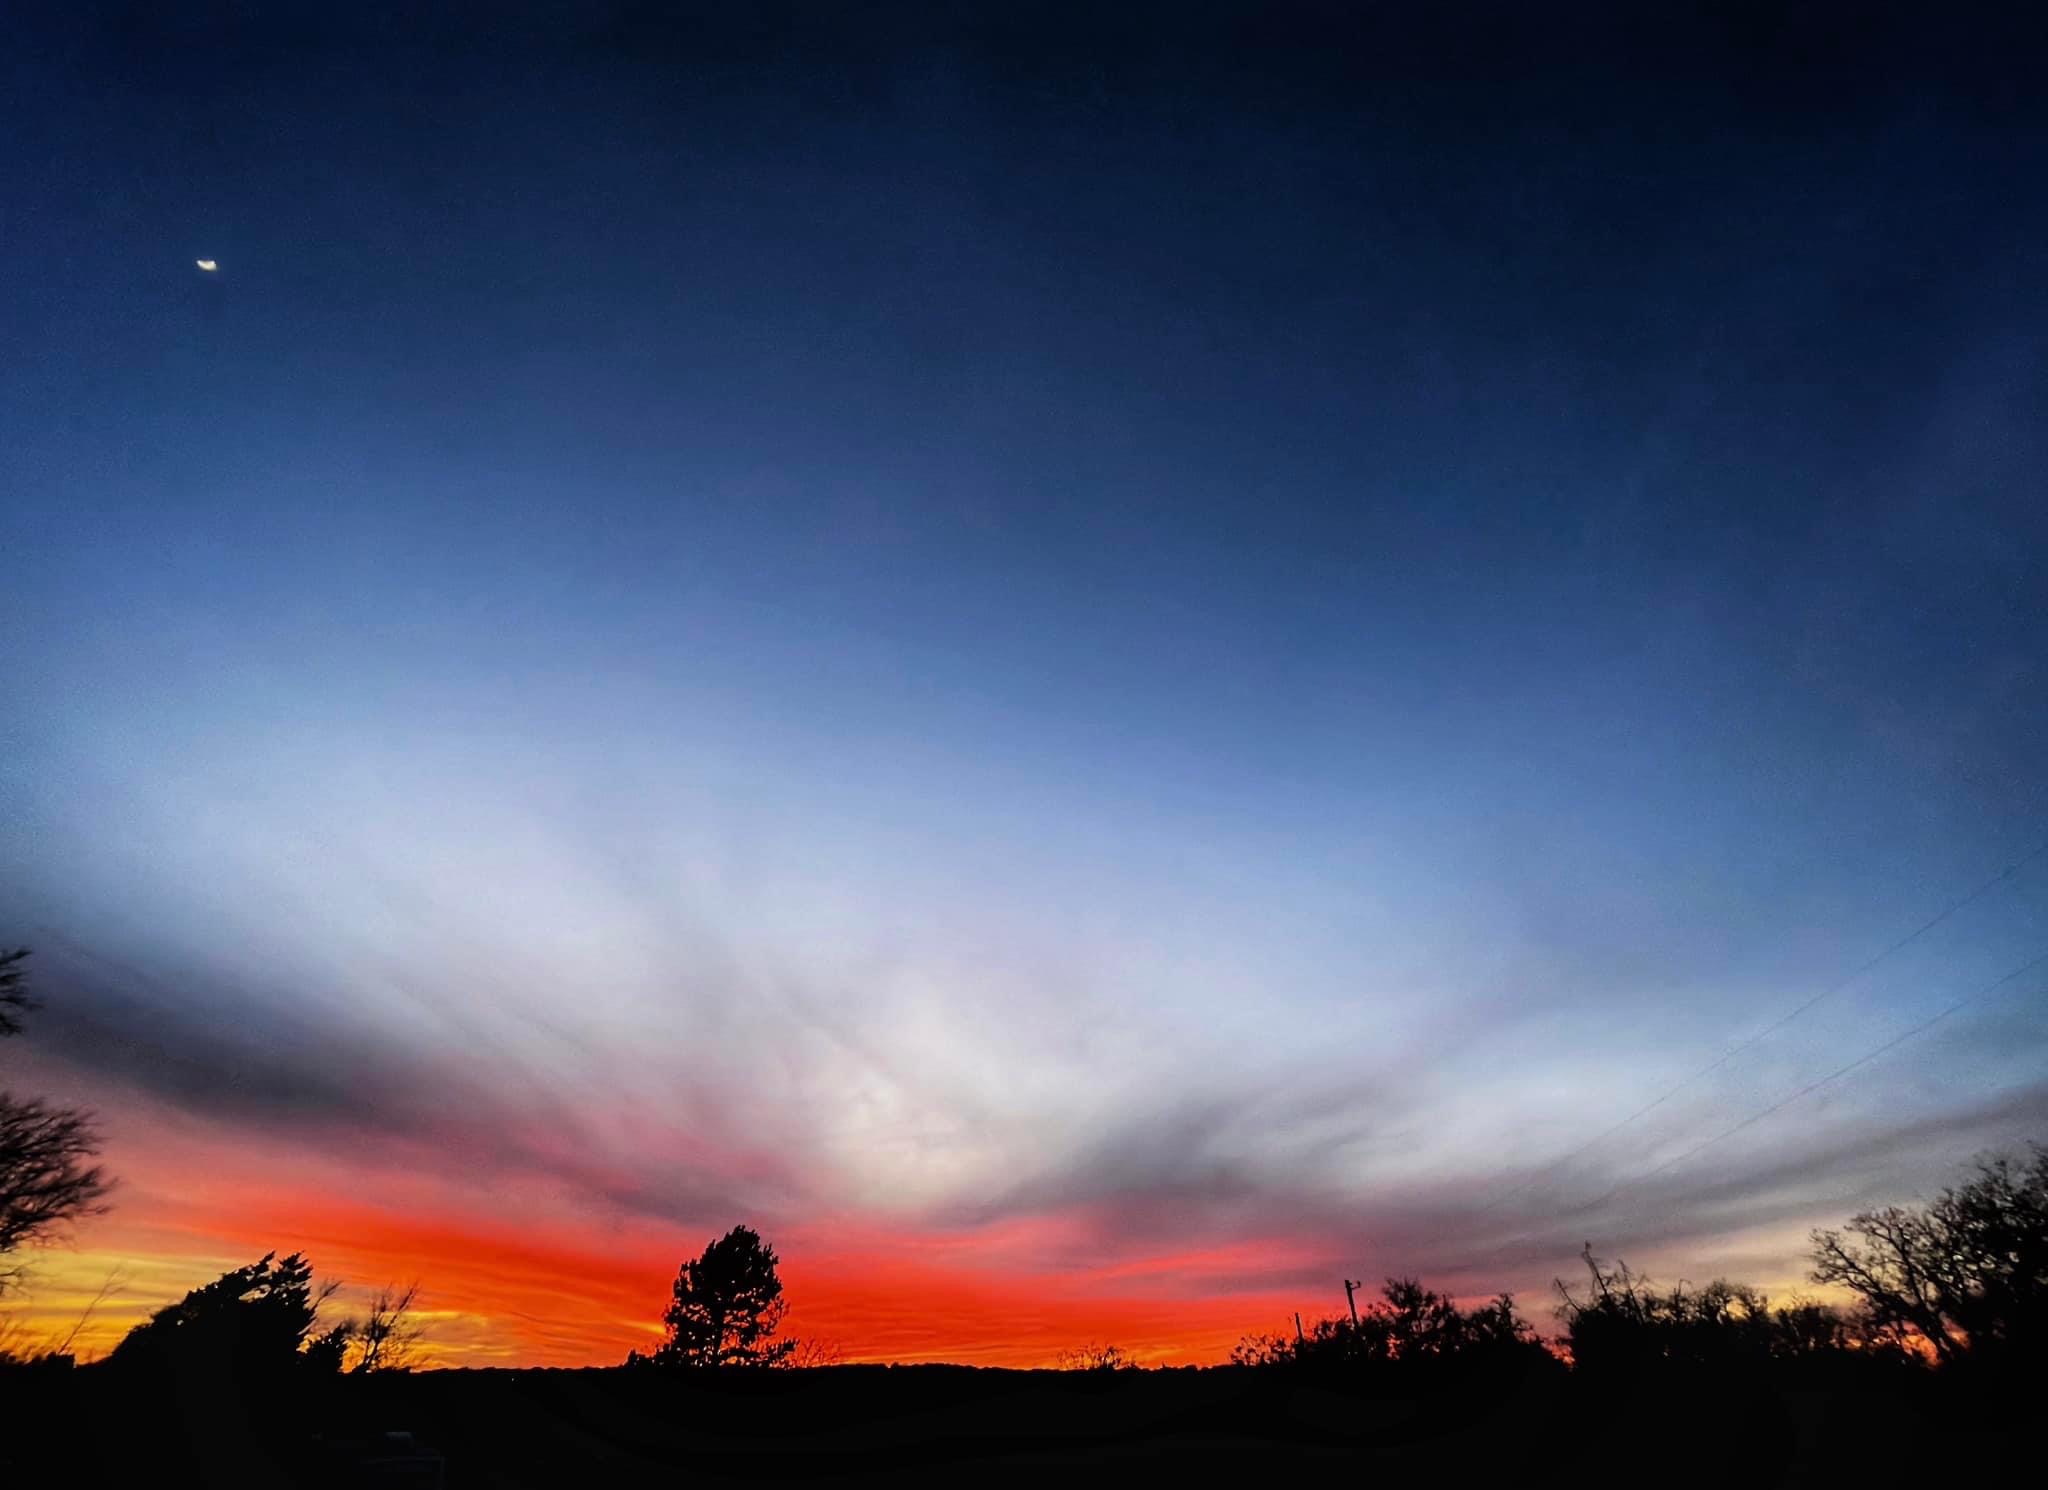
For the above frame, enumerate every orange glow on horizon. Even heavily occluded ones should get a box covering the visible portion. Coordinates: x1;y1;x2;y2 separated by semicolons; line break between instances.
2;1072;1851;1368
10;1193;1317;1368
0;1082;1322;1368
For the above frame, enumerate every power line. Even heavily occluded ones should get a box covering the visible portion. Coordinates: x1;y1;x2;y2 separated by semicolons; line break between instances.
1571;943;2048;1217
1470;836;2048;1216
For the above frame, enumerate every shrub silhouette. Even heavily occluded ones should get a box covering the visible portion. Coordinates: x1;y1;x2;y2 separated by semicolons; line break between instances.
1053;1341;1136;1371
1811;1145;2048;1366
652;1225;795;1369
782;1334;846;1368
109;1251;346;1378
1555;1246;1850;1374
1231;1278;1552;1386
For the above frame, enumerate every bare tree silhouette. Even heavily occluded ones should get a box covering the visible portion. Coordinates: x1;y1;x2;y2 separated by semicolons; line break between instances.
0;948;110;1292
1811;1145;2048;1365
782;1335;847;1369
349;1281;426;1373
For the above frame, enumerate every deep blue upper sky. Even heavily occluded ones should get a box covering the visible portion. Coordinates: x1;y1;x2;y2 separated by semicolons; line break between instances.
4;3;2046;1311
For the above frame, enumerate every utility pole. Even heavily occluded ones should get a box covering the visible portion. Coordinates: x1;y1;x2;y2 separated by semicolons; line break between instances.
1343;1278;1361;1327
1294;1311;1305;1344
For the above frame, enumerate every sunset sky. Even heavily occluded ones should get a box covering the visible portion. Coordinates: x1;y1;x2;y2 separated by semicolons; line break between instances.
4;5;2046;1366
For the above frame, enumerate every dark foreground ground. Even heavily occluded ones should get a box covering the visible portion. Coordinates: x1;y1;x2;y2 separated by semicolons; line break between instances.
1;1359;2027;1488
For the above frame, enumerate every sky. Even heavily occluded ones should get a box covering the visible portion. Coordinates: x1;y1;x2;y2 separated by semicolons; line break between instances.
3;3;2047;1366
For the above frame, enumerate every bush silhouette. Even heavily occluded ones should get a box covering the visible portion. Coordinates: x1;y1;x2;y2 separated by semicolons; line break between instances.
1053;1341;1137;1371
1555;1246;1850;1375
1230;1278;1554;1387
109;1251;346;1378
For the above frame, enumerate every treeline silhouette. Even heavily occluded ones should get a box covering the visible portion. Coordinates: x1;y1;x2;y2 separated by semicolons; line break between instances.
1228;1277;1556;1389
600;1147;2048;1390
5;1155;2043;1486
1210;1146;2048;1391
5;938;2046;1482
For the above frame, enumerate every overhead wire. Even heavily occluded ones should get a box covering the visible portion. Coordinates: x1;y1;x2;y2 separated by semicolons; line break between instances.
1467;837;2048;1218
1570;943;2048;1216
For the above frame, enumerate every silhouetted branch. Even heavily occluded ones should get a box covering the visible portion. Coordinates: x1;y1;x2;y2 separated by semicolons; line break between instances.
0;948;114;1292
0;948;33;1039
351;1281;425;1373
0;1095;111;1291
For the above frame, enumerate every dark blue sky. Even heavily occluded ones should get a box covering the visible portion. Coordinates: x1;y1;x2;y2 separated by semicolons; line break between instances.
4;3;2047;1357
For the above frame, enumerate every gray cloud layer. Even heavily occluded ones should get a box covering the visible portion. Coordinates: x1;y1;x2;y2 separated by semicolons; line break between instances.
16;886;2048;1308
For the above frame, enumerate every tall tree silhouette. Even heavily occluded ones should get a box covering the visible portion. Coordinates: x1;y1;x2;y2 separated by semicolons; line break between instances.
655;1226;795;1369
0;947;110;1292
1811;1145;2048;1364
